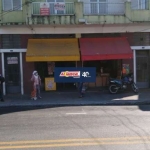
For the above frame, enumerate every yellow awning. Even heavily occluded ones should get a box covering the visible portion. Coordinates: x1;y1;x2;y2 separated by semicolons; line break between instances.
26;39;80;62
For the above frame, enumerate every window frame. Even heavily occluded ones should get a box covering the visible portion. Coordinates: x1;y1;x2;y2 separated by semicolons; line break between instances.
90;0;107;15
3;0;22;11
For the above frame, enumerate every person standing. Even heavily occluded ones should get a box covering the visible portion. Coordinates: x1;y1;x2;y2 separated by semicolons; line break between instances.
31;71;42;100
0;74;5;102
78;82;84;98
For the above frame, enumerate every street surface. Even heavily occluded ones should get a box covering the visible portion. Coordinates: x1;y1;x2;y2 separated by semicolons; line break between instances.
0;105;150;150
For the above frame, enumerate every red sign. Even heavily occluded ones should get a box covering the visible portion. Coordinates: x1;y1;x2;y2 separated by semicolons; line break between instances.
40;3;49;15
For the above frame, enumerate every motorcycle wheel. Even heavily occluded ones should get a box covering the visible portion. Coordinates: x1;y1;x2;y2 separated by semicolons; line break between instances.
131;83;139;93
109;85;119;94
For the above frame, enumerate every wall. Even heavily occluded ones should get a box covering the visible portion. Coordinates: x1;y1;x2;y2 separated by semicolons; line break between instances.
22;53;35;94
0;0;27;23
0;1;150;25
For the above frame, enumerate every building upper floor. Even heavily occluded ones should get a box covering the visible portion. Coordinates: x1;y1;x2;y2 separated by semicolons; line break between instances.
0;0;150;25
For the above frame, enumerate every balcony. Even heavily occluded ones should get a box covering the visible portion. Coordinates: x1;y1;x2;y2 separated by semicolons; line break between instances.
83;2;125;15
32;2;75;16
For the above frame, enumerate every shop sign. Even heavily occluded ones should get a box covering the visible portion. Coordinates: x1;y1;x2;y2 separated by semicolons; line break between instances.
54;67;96;83
40;2;49;15
7;57;18;64
54;3;65;10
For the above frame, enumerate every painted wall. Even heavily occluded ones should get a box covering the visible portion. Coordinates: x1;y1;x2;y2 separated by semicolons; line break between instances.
1;1;150;25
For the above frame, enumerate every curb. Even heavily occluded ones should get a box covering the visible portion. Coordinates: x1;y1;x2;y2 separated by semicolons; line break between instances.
0;100;150;108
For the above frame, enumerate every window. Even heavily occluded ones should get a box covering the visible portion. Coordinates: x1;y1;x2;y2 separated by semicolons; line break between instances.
1;35;21;48
3;0;22;11
47;0;65;14
131;0;148;9
90;0;107;14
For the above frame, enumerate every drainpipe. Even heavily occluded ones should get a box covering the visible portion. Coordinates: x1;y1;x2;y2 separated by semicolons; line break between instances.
19;52;24;95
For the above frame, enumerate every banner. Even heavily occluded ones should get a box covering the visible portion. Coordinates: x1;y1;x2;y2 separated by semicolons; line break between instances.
40;2;49;15
54;3;65;10
54;67;96;83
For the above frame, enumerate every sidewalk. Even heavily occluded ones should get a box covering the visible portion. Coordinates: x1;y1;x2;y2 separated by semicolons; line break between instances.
0;88;150;108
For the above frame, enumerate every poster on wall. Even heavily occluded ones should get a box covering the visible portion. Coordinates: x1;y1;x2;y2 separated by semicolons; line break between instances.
40;2;49;15
47;62;55;75
122;64;130;75
45;78;56;91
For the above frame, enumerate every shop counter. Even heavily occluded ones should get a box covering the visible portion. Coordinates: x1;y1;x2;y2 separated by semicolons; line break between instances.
45;77;56;91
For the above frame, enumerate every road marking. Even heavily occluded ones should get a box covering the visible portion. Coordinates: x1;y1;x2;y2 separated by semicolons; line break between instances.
0;136;150;149
0;141;150;149
66;112;87;115
1;136;150;145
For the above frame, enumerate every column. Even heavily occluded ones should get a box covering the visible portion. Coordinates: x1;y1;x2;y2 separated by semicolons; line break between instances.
133;50;137;83
19;52;24;95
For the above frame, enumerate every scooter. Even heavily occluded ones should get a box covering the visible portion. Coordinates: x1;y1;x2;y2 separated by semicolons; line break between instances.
109;73;139;94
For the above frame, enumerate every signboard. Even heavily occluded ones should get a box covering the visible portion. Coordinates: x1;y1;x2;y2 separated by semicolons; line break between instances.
54;3;65;10
7;57;18;64
45;78;56;91
40;2;49;15
54;67;96;83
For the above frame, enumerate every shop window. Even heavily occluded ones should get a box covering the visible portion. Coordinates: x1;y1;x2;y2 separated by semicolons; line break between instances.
3;0;22;11
1;35;21;48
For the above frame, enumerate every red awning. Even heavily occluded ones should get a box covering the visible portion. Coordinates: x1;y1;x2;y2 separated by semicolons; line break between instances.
79;37;133;61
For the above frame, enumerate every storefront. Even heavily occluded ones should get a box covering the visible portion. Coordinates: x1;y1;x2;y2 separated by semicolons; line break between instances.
26;38;80;91
79;37;133;87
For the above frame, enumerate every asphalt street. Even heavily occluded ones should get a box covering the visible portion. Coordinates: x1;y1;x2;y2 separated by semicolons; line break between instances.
0;105;150;150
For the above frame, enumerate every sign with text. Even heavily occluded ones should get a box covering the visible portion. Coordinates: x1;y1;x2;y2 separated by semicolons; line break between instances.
40;2;49;15
54;3;65;10
7;57;18;64
54;67;96;83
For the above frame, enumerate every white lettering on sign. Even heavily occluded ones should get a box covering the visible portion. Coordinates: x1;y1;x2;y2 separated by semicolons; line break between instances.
59;71;80;78
40;2;49;15
82;72;90;77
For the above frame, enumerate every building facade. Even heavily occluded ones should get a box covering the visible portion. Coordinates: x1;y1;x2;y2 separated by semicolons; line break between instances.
0;0;150;95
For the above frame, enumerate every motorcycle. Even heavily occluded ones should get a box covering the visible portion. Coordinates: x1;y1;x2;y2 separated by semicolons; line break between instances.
109;73;139;94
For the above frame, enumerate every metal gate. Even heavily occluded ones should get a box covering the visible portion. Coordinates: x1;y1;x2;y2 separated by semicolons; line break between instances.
4;53;21;94
136;51;149;88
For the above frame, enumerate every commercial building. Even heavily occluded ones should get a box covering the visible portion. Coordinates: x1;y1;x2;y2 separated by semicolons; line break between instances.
0;0;150;95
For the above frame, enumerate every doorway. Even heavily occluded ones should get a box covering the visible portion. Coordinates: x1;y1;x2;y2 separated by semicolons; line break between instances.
136;51;149;88
4;53;21;94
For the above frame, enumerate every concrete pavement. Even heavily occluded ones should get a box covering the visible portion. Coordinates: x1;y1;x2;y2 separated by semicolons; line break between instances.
0;88;150;107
